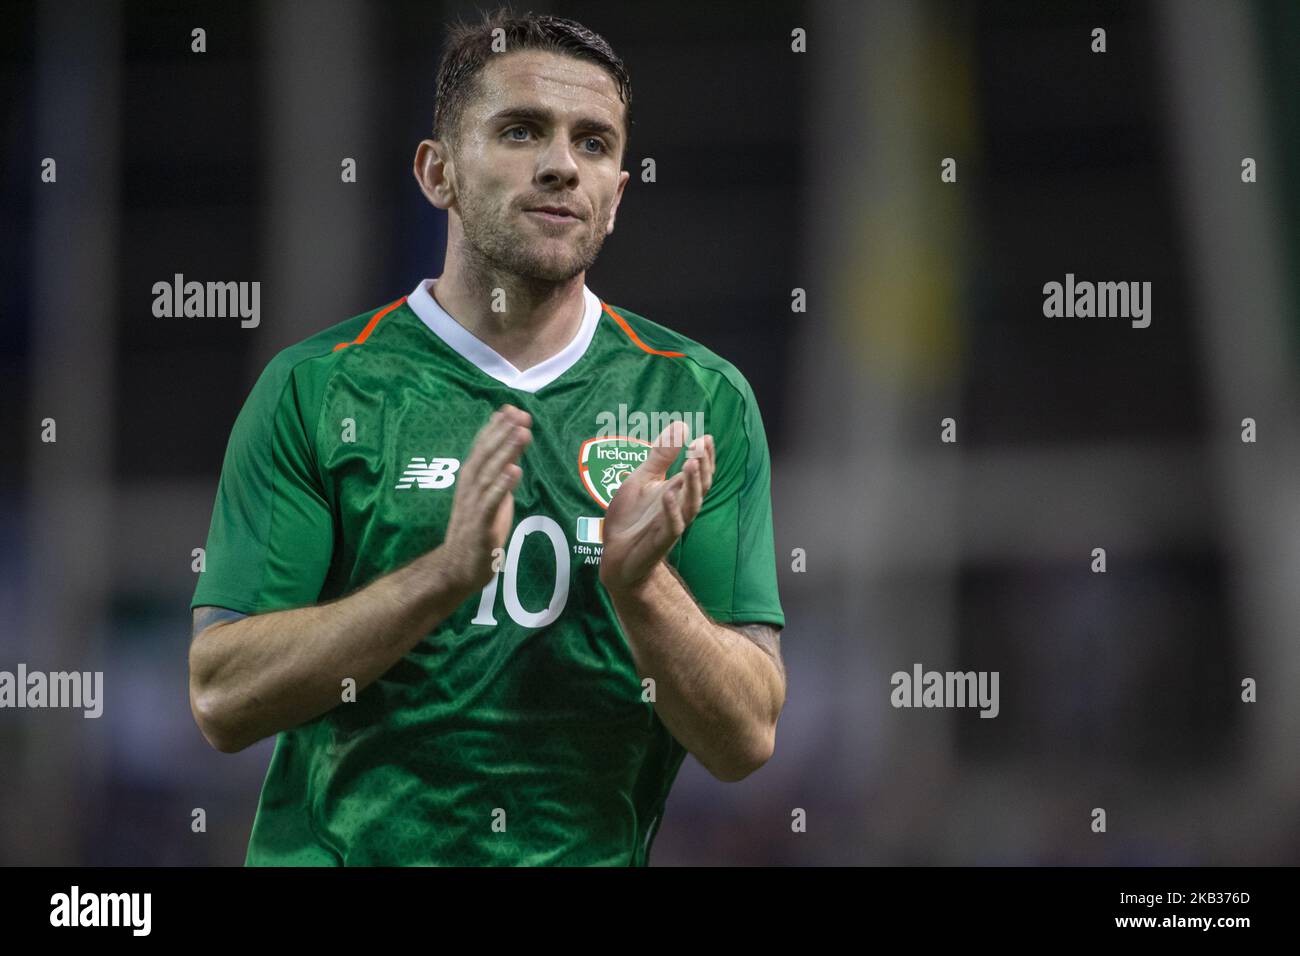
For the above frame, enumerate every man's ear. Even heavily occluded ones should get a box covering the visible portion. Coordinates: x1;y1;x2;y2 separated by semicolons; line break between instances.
606;168;631;236
413;139;456;210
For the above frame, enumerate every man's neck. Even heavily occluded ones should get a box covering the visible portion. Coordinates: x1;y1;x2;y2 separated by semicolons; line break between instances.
430;263;587;374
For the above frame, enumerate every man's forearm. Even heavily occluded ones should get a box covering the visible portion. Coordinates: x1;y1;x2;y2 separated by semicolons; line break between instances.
603;561;784;781
189;545;475;752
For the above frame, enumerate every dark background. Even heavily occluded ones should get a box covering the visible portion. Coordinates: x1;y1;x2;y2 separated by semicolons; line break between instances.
2;0;1298;864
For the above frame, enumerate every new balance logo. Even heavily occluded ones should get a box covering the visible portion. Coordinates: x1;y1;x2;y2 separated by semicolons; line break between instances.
395;457;461;490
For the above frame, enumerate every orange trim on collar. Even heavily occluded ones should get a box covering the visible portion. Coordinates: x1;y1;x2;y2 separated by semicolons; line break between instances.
333;296;406;351
601;302;685;357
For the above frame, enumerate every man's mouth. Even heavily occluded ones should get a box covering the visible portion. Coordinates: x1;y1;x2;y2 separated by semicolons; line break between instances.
525;205;582;223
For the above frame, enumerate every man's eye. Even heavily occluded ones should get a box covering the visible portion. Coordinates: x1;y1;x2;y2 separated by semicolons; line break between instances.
505;126;531;141
582;137;607;154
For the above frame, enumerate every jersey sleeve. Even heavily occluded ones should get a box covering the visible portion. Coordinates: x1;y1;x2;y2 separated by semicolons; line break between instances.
670;373;785;628
190;353;335;615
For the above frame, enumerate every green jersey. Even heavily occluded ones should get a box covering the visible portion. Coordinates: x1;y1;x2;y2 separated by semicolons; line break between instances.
191;278;785;865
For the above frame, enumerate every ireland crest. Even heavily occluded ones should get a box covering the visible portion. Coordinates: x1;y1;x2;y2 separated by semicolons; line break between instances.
578;435;651;509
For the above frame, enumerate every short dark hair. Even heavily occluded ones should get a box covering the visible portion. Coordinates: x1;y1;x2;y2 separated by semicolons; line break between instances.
433;8;632;158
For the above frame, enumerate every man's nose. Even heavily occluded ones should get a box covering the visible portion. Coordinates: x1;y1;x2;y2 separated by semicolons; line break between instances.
536;137;580;186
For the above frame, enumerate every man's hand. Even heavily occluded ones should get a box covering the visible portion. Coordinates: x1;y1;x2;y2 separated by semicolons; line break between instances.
441;403;532;592
598;420;715;593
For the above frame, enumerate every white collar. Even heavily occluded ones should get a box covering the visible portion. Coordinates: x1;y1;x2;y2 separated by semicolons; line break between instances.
407;278;602;393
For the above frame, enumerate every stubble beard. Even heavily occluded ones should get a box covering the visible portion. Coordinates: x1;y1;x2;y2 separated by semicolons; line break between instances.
457;181;610;284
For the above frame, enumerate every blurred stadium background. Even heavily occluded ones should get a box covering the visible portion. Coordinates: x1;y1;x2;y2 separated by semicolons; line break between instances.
2;0;1298;864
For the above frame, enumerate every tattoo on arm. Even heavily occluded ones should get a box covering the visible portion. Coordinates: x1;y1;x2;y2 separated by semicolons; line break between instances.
192;605;250;641
658;562;787;686
729;623;785;685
